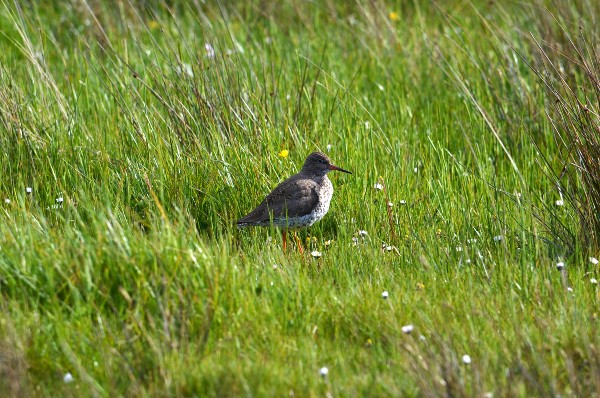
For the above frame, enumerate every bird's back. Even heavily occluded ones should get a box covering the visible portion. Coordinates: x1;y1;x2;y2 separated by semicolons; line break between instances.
237;172;321;228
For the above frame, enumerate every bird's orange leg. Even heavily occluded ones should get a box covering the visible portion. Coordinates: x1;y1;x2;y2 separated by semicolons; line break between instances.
281;229;287;252
293;232;304;254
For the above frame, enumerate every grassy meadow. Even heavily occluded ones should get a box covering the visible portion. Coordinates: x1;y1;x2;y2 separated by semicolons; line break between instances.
1;0;599;396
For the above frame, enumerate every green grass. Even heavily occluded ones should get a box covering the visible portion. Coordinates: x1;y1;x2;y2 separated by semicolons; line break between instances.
1;0;599;396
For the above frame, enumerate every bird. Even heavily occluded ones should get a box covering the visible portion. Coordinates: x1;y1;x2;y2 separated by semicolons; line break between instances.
237;152;352;252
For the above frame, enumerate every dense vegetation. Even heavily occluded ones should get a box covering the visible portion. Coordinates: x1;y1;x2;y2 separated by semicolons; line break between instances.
1;1;598;396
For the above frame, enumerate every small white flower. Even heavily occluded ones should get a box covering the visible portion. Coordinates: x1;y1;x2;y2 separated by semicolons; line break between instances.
273;264;278;269
567;287;573;292
205;43;215;58
419;335;426;341
93;361;99;367
352;237;358;245
377;83;385;92
590;257;599;265
401;324;414;334
365;121;370;129
399;200;406;205
381;291;389;299
311;251;322;258
358;230;368;237
387;201;393;207
385;245;393;251
493;235;503;242
4;198;9;204
590;278;598;284
466;259;471;264
26;187;32;194
555;199;564;206
63;372;74;383
413;167;418;173
462;354;471;364
56;197;64;203
556;262;565;270
326;144;332;152
374;183;383;191
456;246;463;252
319;367;329;377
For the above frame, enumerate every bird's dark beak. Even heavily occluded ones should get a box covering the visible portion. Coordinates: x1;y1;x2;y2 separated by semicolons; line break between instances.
329;164;352;174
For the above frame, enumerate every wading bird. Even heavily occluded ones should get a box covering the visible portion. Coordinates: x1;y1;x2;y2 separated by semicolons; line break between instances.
237;152;352;252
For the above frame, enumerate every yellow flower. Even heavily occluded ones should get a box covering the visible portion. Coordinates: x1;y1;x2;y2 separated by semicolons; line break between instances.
278;149;289;158
389;11;399;21
416;282;425;291
148;20;160;30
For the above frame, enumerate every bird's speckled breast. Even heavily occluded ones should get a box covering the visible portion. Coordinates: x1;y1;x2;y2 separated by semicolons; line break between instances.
310;176;333;222
283;176;333;229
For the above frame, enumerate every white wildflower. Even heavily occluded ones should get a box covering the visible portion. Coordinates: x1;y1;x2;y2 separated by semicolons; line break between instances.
555;199;564;206
401;324;414;334
556;262;565;270
63;372;74;383
590;278;597;284
326;144;332;152
358;230;368;237
493;235;503;242
381;291;389;299
399;200;406;205
374;183;383;191
26;187;32;194
462;354;471;364
56;197;64;203
4;198;9;204
205;43;215;58
311;251;322;258
590;257;598;265
319;367;328;377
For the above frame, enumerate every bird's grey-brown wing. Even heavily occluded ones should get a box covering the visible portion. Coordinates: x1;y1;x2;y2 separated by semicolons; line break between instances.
237;176;319;226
